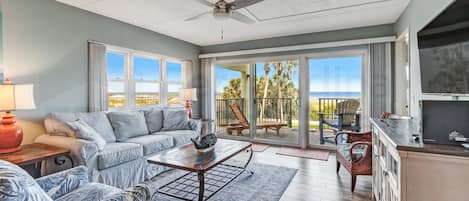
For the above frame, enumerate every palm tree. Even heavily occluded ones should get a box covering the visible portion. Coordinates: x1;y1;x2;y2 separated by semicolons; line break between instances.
260;63;270;120
222;78;241;98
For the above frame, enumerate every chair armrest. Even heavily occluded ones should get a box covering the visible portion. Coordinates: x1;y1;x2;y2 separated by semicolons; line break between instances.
35;135;100;166
334;131;371;144
188;119;202;135
350;141;372;163
35;166;89;199
102;183;151;201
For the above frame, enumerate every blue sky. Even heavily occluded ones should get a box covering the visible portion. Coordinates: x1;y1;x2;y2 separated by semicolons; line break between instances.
215;56;362;93
107;52;182;93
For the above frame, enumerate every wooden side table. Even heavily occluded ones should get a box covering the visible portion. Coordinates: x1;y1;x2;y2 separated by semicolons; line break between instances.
0;143;71;178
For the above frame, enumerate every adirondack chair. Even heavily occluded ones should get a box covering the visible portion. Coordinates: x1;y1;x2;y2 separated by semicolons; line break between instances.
226;104;287;136
319;99;360;144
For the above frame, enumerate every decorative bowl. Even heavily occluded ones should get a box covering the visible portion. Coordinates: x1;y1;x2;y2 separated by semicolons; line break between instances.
191;133;217;153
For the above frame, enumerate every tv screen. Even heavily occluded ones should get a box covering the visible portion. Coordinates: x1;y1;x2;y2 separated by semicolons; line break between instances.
418;0;469;95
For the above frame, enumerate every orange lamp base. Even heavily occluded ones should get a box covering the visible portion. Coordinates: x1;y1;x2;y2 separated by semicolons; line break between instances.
0;112;23;154
185;100;192;119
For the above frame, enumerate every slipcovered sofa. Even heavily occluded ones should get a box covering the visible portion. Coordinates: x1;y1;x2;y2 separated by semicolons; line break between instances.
35;107;200;189
0;160;150;201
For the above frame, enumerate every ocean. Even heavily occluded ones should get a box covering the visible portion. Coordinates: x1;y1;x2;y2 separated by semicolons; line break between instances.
310;92;360;99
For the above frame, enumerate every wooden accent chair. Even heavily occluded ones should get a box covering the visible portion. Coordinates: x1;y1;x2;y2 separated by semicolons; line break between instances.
319;99;360;144
226;104;287;136
335;131;372;192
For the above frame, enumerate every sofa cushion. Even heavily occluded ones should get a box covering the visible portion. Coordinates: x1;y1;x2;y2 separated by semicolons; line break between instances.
54;182;119;201
77;112;116;142
143;107;164;133
66;120;107;151
337;143;367;161
44;112;78;137
107;111;149;141
154;130;197;146
162;109;190;131
97;143;143;170
0;160;53;201
124;135;174;155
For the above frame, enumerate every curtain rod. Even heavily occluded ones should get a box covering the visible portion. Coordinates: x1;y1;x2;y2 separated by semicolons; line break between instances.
199;36;396;59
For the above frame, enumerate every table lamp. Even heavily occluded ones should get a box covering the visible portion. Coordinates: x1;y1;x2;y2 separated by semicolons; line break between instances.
179;88;197;119
0;80;36;153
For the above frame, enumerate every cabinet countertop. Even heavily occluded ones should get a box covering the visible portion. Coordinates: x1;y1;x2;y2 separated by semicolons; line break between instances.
370;118;469;157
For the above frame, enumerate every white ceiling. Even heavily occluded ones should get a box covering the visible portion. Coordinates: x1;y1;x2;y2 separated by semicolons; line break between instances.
57;0;410;46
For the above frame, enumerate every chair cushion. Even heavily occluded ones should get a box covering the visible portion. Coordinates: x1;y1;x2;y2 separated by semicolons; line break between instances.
154;130;197;146
0;160;53;201
77;112;116;142
162;109;190;131
143;107;164;133
66;120;107;150
97;143;143;170
124;135;174;155
337;143;367;161
54;182;119;201
107;111;149;141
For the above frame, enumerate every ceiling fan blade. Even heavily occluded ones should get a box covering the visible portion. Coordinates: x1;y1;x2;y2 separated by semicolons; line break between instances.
185;11;212;21
231;0;263;9
231;11;256;24
193;0;214;7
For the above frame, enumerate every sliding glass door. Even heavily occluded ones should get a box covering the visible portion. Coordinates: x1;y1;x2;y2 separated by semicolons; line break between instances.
253;60;299;145
308;55;363;147
213;51;365;148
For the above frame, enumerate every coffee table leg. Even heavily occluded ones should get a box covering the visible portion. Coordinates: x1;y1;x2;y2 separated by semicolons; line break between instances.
198;171;205;201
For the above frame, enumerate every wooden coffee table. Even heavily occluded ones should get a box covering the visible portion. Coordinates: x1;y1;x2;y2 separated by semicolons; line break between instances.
147;139;253;201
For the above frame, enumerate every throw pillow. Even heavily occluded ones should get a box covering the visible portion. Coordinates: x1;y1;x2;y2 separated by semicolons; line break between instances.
143;107;164;133
0;160;53;201
107;111;149;141
76;112;116;142
44;112;78;137
162;109;190;131
66;120;107;150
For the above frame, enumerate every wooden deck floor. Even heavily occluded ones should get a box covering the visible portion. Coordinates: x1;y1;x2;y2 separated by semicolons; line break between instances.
252;146;373;201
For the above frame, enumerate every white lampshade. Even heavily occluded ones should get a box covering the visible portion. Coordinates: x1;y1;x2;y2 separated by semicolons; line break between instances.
0;84;36;111
179;88;197;101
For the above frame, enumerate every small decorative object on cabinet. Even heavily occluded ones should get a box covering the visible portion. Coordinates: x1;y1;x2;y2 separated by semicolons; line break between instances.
179;88;197;118
0;79;36;153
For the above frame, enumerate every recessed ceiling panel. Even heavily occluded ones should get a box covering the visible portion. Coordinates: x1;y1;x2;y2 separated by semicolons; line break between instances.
246;0;391;21
56;0;409;46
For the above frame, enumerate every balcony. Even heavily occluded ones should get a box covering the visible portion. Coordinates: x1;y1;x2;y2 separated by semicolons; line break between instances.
216;97;360;146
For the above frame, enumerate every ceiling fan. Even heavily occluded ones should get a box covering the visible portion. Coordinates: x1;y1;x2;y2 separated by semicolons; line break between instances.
185;0;263;24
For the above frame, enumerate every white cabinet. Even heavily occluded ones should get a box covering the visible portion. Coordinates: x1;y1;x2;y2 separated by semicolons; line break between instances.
372;124;469;201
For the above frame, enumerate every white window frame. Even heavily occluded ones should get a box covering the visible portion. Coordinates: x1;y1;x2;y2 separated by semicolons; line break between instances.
105;45;186;110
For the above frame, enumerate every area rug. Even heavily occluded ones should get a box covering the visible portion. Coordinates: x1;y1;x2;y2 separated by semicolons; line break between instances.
251;143;270;152
150;163;297;201
275;147;329;161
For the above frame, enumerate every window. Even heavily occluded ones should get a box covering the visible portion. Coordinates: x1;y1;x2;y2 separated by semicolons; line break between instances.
106;47;186;109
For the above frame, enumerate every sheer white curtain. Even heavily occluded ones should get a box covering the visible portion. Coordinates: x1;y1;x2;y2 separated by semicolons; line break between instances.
88;42;108;112
200;58;216;121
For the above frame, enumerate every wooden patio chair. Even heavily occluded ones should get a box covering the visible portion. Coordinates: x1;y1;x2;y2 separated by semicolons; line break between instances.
226;104;287;136
335;131;372;192
319;99;360;144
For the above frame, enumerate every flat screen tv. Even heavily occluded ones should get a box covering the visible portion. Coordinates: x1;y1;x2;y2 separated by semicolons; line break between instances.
418;0;469;95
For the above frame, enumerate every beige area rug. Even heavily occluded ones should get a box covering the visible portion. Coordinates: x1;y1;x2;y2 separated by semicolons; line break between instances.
251;143;270;152
275;147;329;161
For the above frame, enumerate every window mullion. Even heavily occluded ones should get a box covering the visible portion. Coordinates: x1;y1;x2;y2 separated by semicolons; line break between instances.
161;57;167;105
128;52;136;108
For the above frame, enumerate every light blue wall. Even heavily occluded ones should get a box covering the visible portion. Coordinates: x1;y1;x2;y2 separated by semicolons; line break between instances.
394;0;454;118
2;0;201;143
200;24;395;54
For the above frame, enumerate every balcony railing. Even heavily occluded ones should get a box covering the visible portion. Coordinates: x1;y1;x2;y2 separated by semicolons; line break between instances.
216;98;294;131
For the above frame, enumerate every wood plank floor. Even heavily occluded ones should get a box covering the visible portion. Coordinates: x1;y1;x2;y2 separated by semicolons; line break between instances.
251;146;372;201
